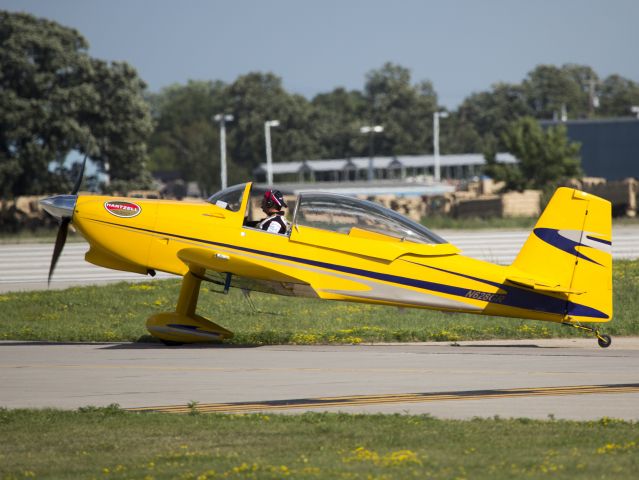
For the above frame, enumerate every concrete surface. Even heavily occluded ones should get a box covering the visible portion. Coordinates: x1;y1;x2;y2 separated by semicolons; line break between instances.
1;338;638;419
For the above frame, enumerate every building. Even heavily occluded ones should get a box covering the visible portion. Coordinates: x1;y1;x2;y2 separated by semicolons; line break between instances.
253;153;517;185
542;118;639;180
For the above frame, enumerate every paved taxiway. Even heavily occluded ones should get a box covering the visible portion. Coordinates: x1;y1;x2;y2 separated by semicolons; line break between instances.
2;339;638;420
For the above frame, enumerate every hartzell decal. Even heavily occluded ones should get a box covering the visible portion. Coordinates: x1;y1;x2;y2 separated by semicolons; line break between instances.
104;201;142;218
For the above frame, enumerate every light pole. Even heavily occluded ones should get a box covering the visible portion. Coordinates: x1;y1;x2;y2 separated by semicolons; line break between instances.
213;113;234;190
103;161;110;186
360;125;384;182
264;120;280;185
433;111;449;182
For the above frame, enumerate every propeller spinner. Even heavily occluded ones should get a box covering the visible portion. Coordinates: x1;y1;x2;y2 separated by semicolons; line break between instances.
40;153;88;285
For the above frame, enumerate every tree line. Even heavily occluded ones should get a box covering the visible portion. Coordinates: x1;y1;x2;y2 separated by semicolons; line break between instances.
0;11;152;198
2;11;639;197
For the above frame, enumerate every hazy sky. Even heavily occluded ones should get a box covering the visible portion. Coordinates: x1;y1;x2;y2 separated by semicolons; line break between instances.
3;0;638;108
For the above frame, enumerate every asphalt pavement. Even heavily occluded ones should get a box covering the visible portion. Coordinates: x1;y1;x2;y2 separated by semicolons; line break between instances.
1;339;638;419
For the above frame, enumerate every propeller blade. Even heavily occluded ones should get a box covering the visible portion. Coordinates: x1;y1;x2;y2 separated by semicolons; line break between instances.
70;153;88;195
43;147;89;285
48;217;70;285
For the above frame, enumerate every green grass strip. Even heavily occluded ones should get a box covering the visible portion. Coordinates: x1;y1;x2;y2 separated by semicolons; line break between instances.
0;408;638;479
1;260;637;344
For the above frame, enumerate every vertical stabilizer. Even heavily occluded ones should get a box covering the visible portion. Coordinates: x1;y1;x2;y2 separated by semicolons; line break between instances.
512;188;612;322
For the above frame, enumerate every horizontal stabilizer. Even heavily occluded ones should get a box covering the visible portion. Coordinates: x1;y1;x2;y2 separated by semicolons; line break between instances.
506;275;584;295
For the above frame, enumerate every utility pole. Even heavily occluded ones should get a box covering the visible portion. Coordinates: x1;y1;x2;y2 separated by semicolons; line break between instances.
213;114;234;190
433;111;449;182
588;78;600;118
360;125;384;182
264;120;280;185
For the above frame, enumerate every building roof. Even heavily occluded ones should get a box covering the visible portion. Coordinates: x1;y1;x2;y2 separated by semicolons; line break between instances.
253;161;303;175
255;180;455;197
302;159;351;172
254;153;516;175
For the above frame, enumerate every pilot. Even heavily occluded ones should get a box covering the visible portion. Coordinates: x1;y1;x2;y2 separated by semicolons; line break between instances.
257;189;290;234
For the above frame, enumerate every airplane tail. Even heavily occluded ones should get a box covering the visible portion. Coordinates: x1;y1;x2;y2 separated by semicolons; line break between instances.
511;187;612;322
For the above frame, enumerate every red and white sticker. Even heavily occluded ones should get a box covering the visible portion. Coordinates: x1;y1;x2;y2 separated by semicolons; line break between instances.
104;201;142;218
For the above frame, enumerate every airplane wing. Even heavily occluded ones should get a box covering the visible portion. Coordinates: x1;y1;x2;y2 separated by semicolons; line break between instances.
177;247;318;297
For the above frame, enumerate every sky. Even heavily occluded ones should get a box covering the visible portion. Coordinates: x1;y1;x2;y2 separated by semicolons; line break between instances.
2;0;639;108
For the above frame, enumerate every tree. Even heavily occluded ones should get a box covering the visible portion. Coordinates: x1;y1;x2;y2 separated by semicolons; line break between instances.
309;87;367;159
451;63;639;155
455;82;532;152
147;80;227;135
0;11;152;198
88;60;154;191
522;64;595;119
484;117;581;191
148;73;321;194
562;64;600;117
360;63;438;156
148;75;316;194
146;80;232;195
598;74;639;117
225;72;316;169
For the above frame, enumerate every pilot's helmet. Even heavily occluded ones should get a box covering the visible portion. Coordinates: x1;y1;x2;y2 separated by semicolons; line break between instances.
262;189;287;210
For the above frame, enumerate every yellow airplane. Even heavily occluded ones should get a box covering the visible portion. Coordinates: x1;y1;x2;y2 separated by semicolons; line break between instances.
40;176;613;347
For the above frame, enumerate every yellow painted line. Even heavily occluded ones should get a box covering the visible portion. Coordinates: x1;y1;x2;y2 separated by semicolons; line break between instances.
190;388;639;413
126;383;639;414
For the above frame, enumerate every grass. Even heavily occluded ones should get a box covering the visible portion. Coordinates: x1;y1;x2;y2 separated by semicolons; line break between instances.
0;408;638;479
1;260;637;344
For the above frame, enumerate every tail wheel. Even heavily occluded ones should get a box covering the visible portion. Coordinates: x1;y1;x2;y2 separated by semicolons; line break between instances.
562;322;612;348
597;334;612;348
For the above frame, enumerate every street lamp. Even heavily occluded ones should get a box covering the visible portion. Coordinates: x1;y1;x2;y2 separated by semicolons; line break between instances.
360;125;384;182
433;111;449;182
213;113;234;190
264;120;280;185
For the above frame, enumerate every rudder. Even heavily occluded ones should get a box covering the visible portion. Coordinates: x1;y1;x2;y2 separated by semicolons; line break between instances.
512;187;612;322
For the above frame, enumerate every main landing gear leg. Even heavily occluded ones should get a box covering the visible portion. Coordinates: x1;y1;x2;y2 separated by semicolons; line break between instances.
562;322;612;348
146;269;234;345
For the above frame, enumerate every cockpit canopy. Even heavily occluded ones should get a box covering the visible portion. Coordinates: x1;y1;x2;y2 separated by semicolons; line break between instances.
294;192;445;244
207;183;446;244
207;183;247;212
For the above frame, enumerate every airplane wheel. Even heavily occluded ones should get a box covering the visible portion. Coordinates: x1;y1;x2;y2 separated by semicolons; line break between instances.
597;335;612;348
